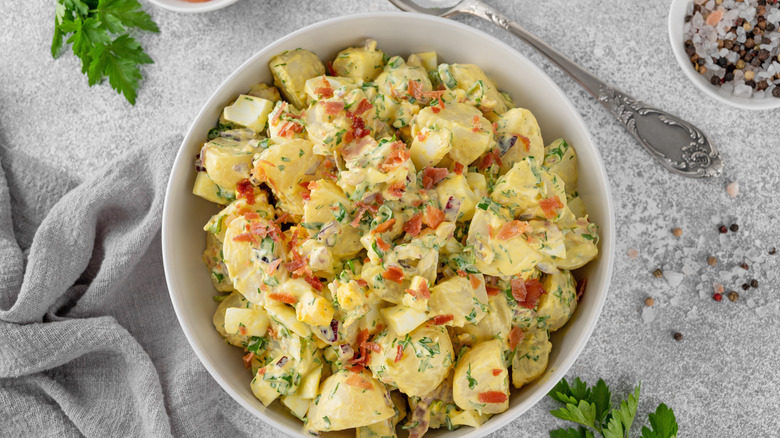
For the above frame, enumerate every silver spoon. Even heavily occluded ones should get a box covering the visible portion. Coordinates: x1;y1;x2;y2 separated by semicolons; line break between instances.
389;0;723;178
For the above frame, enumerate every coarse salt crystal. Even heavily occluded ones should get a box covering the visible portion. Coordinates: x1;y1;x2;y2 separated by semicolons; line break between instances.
747;298;757;308
713;282;725;294
726;182;739;198
641;307;656;324
664;271;685;288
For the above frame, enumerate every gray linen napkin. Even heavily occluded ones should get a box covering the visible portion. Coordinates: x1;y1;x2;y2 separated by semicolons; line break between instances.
0;140;274;437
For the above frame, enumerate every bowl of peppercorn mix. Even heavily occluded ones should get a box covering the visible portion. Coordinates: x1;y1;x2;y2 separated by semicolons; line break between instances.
669;0;780;110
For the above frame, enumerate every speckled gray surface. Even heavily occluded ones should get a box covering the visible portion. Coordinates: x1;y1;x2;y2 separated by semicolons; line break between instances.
2;0;779;436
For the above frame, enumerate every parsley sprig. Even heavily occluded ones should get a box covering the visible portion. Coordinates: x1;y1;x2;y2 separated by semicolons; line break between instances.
52;0;159;104
548;378;678;438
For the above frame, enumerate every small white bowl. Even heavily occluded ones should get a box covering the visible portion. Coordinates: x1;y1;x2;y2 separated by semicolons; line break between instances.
148;0;240;13
668;0;780;110
162;12;615;438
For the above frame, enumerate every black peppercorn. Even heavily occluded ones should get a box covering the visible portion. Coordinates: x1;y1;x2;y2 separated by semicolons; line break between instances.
751;279;759;288
730;224;739;232
710;75;721;85
717;57;728;67
742;283;751;290
673;332;683;342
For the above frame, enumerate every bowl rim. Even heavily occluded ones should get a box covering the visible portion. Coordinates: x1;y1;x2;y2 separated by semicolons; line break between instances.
667;0;780;110
147;0;240;14
162;11;615;438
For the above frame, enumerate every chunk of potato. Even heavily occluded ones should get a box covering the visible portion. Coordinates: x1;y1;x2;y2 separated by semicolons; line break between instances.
543;138;578;195
224;307;270;338
437;63;510;115
368;324;454;397
332;39;386;82
411;103;494;167
511;329;551;389
495;108;545;173
269;48;326;109
201;137;256;191
453;339;509;414
537;270;578;332
221;95;275;132
427;274;488;328
305;370;395;432
253;138;322;218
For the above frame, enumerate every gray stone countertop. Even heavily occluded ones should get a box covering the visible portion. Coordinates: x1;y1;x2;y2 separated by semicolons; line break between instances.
2;0;779;436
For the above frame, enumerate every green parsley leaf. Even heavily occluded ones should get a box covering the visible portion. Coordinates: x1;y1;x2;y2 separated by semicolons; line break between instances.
51;0;158;104
550;427;596;438
550;399;597;430
640;404;678;438
602;384;639;438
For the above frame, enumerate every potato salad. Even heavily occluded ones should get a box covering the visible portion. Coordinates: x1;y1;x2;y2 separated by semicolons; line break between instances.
193;39;599;437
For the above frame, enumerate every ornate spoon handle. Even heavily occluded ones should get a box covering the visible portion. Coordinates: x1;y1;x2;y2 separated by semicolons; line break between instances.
456;0;723;177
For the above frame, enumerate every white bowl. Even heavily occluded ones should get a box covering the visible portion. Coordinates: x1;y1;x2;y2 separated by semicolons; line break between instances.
668;0;780;110
162;12;615;438
148;0;240;13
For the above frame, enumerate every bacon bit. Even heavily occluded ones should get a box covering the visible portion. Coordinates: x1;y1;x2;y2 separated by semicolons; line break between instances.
380;143;410;173
371;218;396;235
478;150;496;171
242;211;259;220
345;374;373;390
238;325;248;336
510;278;527;303
301;191;311;202
256;158;276;167
353;98;373;116
472;115;482;133
508;326;524;350
540;195;564;219
521;279;546;310
403;212;423;236
236;179;256;205
266;258;282;276
250;221;282;242
270;105;283;125
362;342;381;353
314;86;333;99
406;279;431;300
323;100;345;115
242;352;254;368
421;90;445;99
355;278;368;287
492;368;503;376
268;292;297;304
497;220;530;240
357;328;369;346
304;276;323;292
387;181;406;198
326;61;337;76
576;278;587;302
478;391;507;404
408;79;423;100
457;269;467;278
284;248;310;277
432;314;454;325
416;131;429;142
347;364;365;373
382;266;405;284
514;134;531;152
375;236;391;252
395;345;404;362
469;274;481;290
453;162;464;175
491;122;498;135
421;167;449;190
431;106;441;114
423;205;445;229
233;233;254;243
486;286;500;296
257;367;267;375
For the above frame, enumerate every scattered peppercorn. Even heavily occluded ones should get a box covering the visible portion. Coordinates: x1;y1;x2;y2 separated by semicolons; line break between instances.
730;223;739;232
708;256;718;266
653;269;664;278
751;279;759;288
770;247;777;255
645;297;655;307
742;283;751;291
673;332;683;342
672;227;683;237
728;291;739;302
719;225;728;234
740;262;749;270
713;293;723;302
